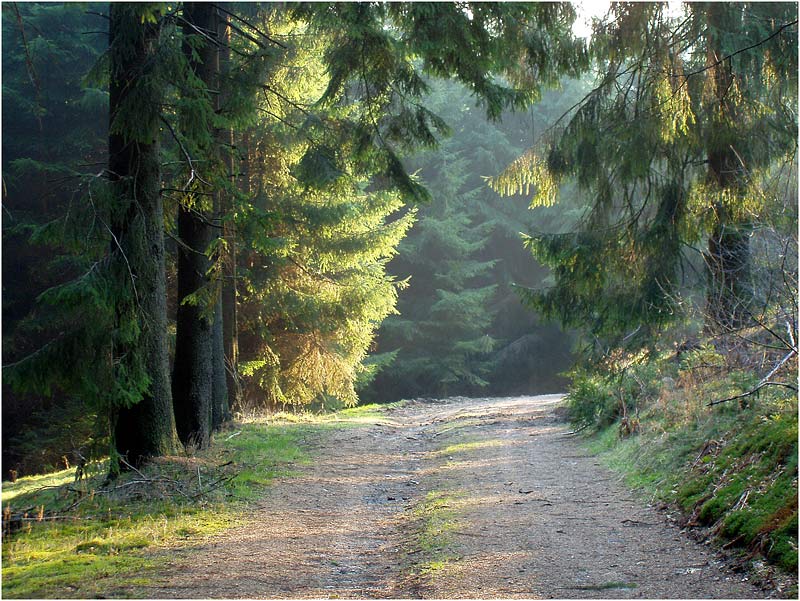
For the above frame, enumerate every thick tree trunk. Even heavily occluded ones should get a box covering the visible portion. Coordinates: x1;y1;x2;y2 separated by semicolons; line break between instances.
172;206;214;448
211;8;232;428
217;7;243;416
109;4;179;468
172;2;217;448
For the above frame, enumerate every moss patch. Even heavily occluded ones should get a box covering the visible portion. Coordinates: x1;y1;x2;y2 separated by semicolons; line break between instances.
435;439;504;457
405;490;465;579
585;404;798;573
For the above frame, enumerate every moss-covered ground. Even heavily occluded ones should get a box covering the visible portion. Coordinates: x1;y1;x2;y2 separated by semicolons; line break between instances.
586;400;798;574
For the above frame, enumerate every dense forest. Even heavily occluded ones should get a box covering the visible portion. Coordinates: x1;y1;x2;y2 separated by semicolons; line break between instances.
1;2;798;594
3;1;588;474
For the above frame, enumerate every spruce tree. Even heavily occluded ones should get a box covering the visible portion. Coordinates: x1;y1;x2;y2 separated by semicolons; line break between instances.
223;7;412;410
2;3;110;475
367;79;584;401
4;2;590;470
231;3;586;409
215;6;237;425
171;2;218;449
109;3;179;467
491;3;798;347
5;4;183;470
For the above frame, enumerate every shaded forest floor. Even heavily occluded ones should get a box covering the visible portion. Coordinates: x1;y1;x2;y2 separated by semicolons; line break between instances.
140;396;779;599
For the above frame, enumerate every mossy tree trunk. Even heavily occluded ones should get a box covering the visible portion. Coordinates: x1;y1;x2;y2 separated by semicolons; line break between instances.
109;4;179;467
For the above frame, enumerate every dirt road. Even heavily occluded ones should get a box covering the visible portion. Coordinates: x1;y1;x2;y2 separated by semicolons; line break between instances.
145;395;772;598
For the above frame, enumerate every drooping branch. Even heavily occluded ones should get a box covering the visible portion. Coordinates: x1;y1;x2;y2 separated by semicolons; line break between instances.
682;19;798;80
11;2;44;130
707;380;798;407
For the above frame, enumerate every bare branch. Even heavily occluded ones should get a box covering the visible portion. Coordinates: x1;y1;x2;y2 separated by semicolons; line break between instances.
211;4;287;49
707;380;798;406
683;19;798;80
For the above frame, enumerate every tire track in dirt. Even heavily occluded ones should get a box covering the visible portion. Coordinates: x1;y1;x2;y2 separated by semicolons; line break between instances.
143;396;774;598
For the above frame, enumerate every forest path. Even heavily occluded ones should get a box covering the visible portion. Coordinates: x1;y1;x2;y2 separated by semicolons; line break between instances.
145;395;768;599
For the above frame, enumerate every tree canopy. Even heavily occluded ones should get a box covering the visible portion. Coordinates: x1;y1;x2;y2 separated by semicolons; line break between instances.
491;2;798;352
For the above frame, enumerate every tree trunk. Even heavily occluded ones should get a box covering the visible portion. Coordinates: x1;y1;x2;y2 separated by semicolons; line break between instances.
706;219;752;330
212;297;229;427
704;3;752;332
109;4;179;468
217;6;243;416
212;5;233;427
172;2;217;448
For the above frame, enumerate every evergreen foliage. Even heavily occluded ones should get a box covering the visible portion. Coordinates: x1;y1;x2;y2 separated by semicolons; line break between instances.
232;3;588;409
2;4;117;474
230;8;415;410
491;3;798;351
170;2;224;450
293;2;586;202
367;80;585;401
107;3;181;467
3;3;590;462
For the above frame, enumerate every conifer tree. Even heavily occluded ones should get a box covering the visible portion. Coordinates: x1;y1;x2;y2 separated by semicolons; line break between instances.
372;104;502;397
231;3;586;409
109;3;179;467
171;2;219;449
4;4;183;469
222;7;412;410
4;2;590;470
2;3;110;475
215;7;237;425
491;3;798;347
366;80;584;400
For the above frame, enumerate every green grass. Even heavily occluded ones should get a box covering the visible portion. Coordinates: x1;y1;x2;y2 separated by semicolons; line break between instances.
403;428;500;577
435;438;503;457
409;490;464;576
2;467;87;505
2;402;403;598
3;506;236;598
585;403;798;573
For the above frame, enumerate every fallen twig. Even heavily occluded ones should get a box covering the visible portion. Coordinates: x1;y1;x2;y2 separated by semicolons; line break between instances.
190;475;235;500
563;423;590;436
709;348;797;406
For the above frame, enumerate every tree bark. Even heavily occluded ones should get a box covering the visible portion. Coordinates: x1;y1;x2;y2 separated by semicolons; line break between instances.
109;4;179;468
172;2;217;448
704;3;752;332
218;6;243;416
212;5;233;427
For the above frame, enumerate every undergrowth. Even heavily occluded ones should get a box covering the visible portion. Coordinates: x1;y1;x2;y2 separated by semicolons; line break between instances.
568;347;798;578
1;402;402;598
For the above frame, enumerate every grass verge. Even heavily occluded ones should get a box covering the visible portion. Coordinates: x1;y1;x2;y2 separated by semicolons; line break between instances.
1;402;402;598
585;401;798;575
